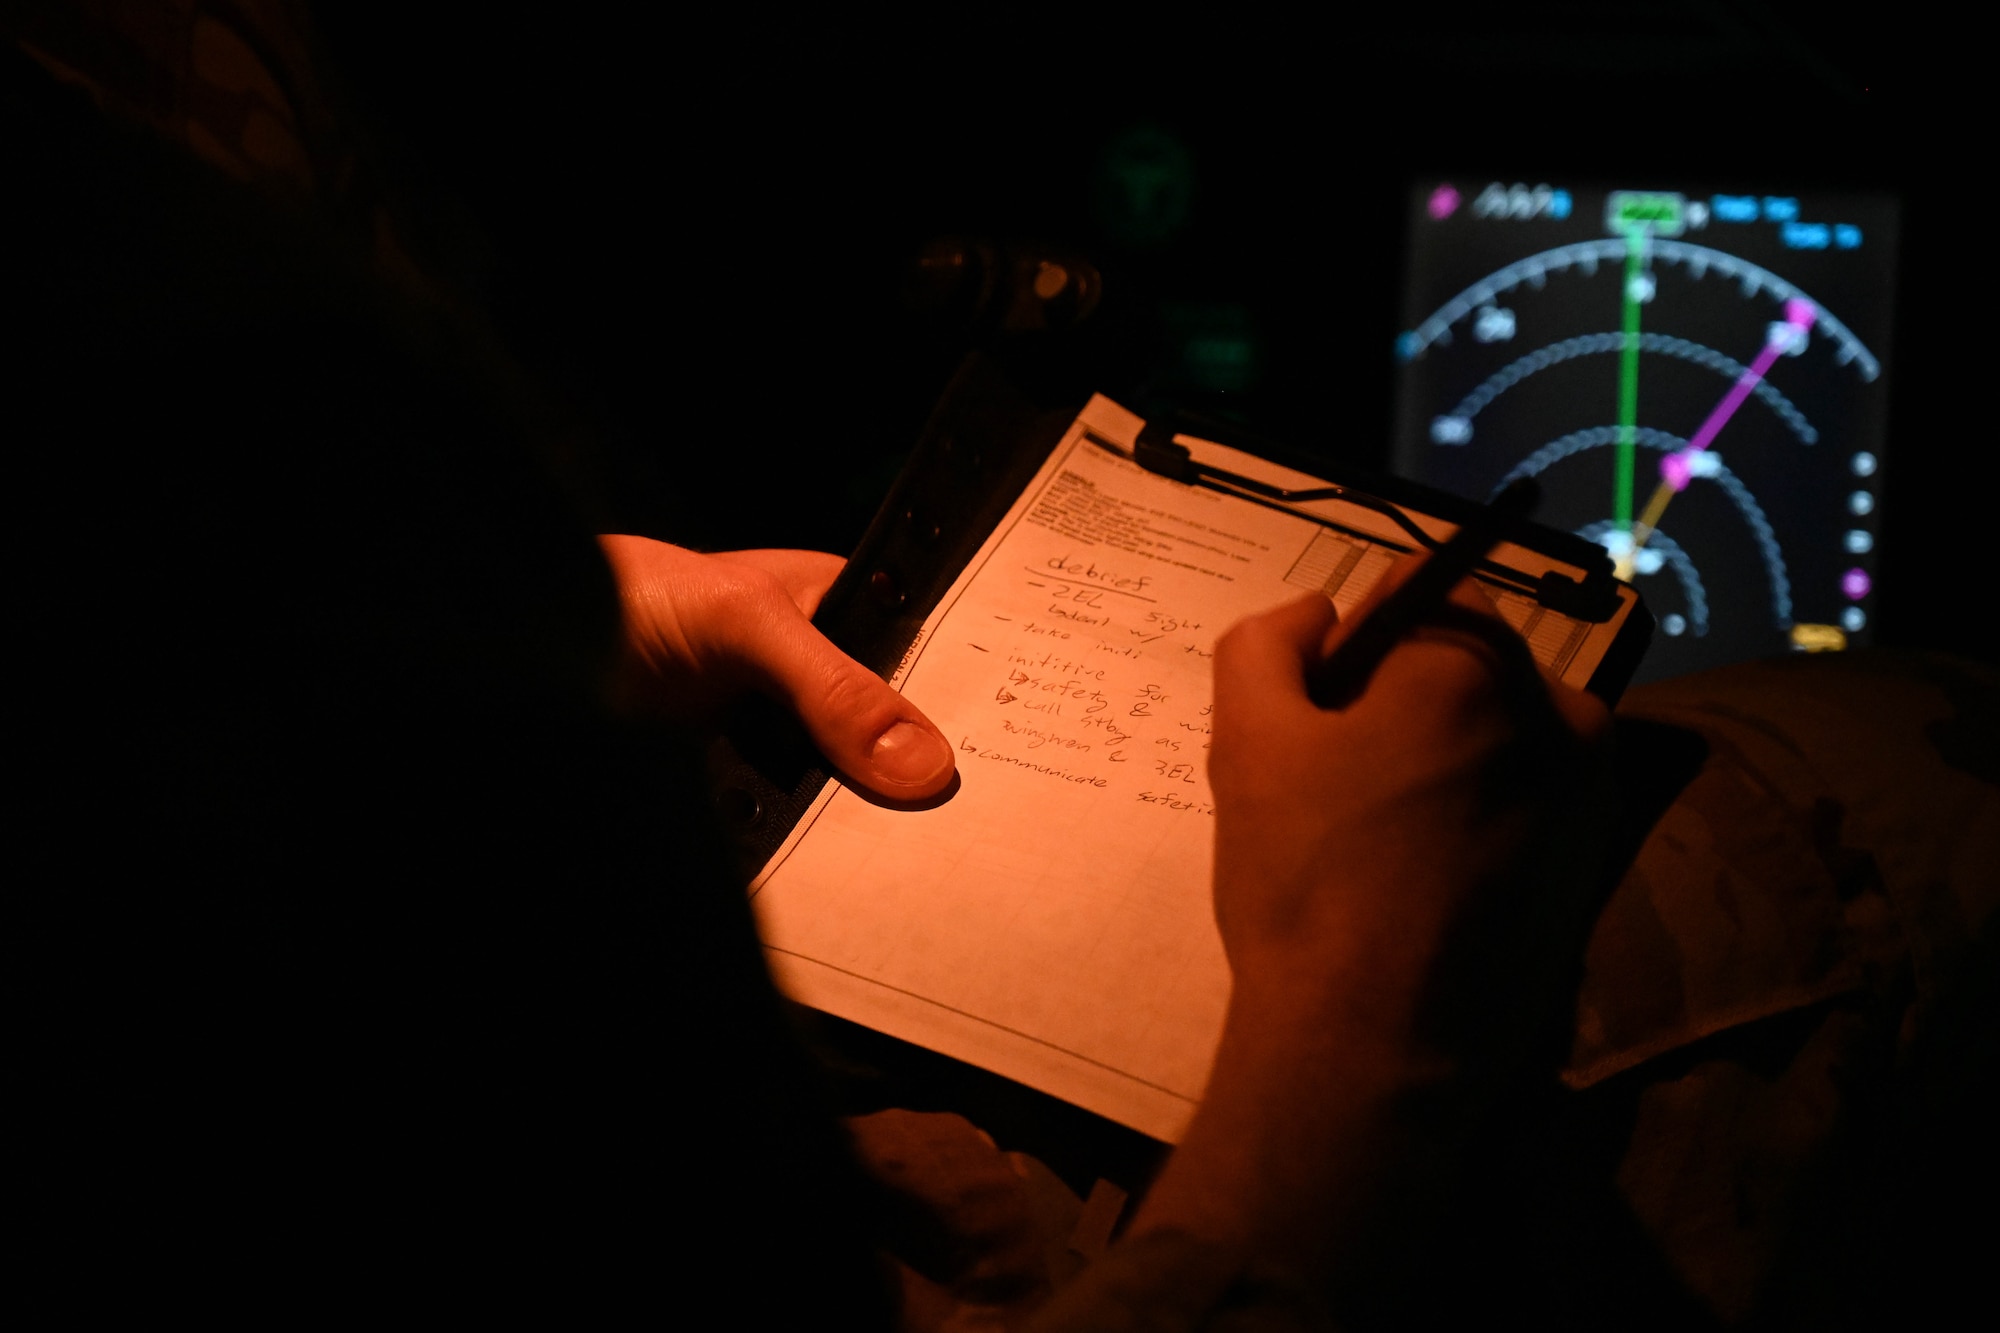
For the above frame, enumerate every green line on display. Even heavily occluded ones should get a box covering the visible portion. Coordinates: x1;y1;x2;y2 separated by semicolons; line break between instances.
1616;229;1644;531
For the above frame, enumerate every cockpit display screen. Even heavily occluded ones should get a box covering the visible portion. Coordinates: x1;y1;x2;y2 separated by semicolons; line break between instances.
1393;181;1898;682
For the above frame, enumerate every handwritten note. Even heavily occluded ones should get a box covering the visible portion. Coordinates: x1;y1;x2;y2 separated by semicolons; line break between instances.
750;396;1630;1141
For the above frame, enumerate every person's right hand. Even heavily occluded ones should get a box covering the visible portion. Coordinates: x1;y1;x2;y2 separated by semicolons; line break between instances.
1113;568;1613;1309
1206;578;1610;1057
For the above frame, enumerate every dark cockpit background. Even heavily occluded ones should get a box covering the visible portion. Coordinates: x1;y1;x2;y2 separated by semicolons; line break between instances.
316;3;1984;669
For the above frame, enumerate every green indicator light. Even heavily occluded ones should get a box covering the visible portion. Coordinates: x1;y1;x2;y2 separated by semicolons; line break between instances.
1095;127;1195;248
1605;190;1688;238
1163;302;1258;393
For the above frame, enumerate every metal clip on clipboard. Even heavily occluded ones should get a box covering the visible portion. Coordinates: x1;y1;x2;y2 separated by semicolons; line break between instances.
1127;418;1625;623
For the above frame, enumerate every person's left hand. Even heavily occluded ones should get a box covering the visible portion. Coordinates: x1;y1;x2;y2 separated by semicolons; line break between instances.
597;535;956;801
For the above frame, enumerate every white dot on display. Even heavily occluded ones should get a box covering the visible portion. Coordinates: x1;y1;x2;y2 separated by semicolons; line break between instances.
1662;613;1686;637
1842;607;1866;633
1844;529;1874;554
1430;415;1472;445
1851;452;1877;477
1848;491;1875;515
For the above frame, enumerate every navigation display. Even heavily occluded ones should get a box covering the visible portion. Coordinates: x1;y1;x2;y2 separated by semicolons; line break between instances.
1392;181;1898;683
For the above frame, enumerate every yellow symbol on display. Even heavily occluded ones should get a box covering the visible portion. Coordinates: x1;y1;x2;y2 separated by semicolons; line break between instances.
1789;623;1847;653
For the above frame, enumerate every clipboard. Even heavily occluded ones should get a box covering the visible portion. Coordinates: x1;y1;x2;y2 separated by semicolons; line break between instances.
707;354;1650;1142
707;353;1651;883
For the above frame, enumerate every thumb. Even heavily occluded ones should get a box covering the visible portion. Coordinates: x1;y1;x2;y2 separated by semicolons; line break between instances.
739;609;957;800
706;548;846;618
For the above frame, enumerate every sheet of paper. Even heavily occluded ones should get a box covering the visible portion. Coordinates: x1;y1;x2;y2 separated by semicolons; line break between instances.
750;396;1632;1142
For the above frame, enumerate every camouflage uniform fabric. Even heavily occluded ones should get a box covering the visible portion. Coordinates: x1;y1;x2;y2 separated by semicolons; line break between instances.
1563;650;1997;1325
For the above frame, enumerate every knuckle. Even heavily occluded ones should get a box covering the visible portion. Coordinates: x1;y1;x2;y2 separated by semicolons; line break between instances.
704;564;798;634
812;661;895;730
666;556;762;612
716;561;790;605
1212;618;1261;667
1395;635;1506;707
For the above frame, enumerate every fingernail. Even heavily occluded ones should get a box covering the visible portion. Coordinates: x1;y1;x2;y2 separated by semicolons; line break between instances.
870;721;953;787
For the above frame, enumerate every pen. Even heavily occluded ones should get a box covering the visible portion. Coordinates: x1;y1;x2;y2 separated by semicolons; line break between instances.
1307;477;1541;708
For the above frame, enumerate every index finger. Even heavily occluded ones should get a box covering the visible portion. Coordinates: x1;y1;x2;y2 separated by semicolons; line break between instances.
1306;539;1528;707
1409;577;1610;745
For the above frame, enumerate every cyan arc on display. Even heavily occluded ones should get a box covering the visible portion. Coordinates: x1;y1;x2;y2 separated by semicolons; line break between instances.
1398;238;1880;383
1436;331;1819;447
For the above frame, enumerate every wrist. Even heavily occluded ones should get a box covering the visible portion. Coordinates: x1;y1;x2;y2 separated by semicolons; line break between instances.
1135;986;1454;1259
